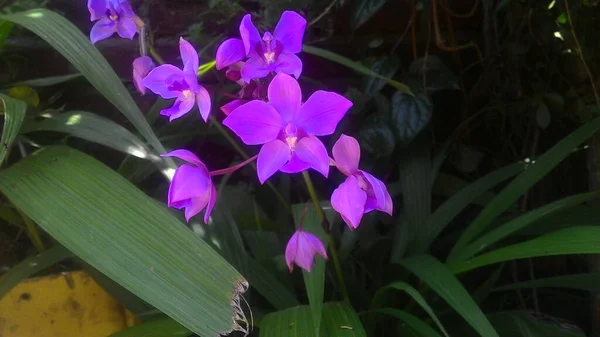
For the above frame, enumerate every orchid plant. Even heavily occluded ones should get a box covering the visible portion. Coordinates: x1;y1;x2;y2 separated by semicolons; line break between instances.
86;3;393;273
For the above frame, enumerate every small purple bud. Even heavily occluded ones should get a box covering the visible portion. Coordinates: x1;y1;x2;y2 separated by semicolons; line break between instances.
285;229;328;272
132;56;155;95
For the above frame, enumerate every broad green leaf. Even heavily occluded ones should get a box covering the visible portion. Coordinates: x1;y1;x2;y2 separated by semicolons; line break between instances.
357;123;396;156
391;92;432;144
302;45;413;95
402;254;498;337
451;226;600;274
10;73;82;87
351;0;389;30
110;317;191;337
0;20;13;50
0;94;26;165
320;302;367;337
452;117;600;254
0;146;247;336
450;192;599;264
493;273;600;292
372;281;449;337
372;309;443;337
362;55;401;97
0;245;73;299
416;161;526;254
21;110;154;159
0;9;172;166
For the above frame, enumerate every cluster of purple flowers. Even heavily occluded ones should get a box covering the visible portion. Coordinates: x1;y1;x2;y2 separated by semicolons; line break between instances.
87;2;393;273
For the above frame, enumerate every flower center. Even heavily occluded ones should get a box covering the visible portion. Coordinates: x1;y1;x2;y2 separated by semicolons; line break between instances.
264;51;276;64
182;89;193;99
284;123;299;151
106;5;119;22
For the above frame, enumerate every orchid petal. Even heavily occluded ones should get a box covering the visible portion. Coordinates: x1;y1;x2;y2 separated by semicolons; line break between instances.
180;37;199;77
90;18;116;44
294;136;330;177
161;149;206;169
203;183;218;224
273;11;307;54
160;95;195;121
360;171;393;215
285;231;300;271
332;134;360;176
331;176;367;229
279;154;311;173
216;38;246;70
295;91;353;136
168;165;211;206
240;56;270;82
267;73;302;122
294;231;326;272
274;53;302;79
305;232;328;259
88;0;107;21
220;99;246;116
141;65;185;99
183;193;211;222
222;100;284;145
257;140;291;184
195;85;211;122
116;17;137;40
239;14;261;56
132;56;155;95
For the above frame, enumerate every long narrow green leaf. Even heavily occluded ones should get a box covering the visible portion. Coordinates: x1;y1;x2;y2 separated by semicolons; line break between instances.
493;273;600;292
372;281;448;337
302;45;413;95
402;254;499;337
450;192;599;264
0;245;73;299
372;309;443;337
0;94;26;165
487;311;585;337
452;117;600;253
9;73;82;87
245;257;298;310
418;162;525;253
110;317;192;337
0;146;247;336
451;226;600;274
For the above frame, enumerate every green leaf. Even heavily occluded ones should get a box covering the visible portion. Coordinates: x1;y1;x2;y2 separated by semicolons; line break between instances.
0;245;73;299
0;20;13;51
110;317;192;337
0;146;247;336
450;192;599;264
451;226;600;274
0;94;27;165
9;73;83;87
416;161;526;254
21;110;154;159
402;254;499;337
0;10;171;165
391;92;432;144
362;55;401;97
556;13;568;25
320;302;367;337
452;117;600;254
372;309;443;337
493;273;600;292
351;0;389;30
302;45;413;95
407;56;459;92
536;101;551;129
357;123;396;156
488;311;585;337
372;282;449;337
245;257;299;310
543;93;565;113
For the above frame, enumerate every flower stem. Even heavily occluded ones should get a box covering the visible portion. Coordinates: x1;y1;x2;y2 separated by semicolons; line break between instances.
209;155;258;176
301;171;351;305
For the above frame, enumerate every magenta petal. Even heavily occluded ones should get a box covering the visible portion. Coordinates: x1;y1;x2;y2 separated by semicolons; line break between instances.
304;232;328;259
274;53;302;79
88;0;107;21
180;37;199;76
240;56;270;82
331;176;368;229
132;56;155;95
360;171;393;215
220;99;245;116
267;73;301;122
285;231;300;271
294;136;330;178
168;165;211;205
239;14;261;56
116;17;137;40
195;85;211;122
183;193;211;222
90;18;116;44
273;11;307;54
294;231;325;272
279;154;311;173
203;183;218;224
160;95;195;121
257;140;291;184
216;38;246;70
161;149;206;169
141;65;185;99
222;100;284;145
295;91;353;136
332;134;360;176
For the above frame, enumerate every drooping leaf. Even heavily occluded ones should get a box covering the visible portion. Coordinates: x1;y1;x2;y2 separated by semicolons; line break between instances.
351;0;389;30
372;309;443;337
0;146;247;336
362;55;401;97
494;273;600;292
109;317;192;337
402;254;499;337
406;56;459;92
0;94;26;165
391;91;432;144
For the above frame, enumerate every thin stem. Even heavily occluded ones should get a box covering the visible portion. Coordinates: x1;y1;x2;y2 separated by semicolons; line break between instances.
210;155;258;176
302;171;351;305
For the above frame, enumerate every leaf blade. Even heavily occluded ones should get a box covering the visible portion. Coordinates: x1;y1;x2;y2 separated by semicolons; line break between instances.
0;94;26;165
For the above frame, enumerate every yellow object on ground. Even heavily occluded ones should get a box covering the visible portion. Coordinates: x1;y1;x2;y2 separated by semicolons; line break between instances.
0;270;136;337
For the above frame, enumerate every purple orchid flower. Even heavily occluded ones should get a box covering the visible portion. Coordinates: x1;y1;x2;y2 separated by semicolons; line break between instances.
220;99;246;116
285;229;328;272
88;0;138;44
161;149;217;223
331;134;393;229
132;56;155;95
215;11;307;82
222;73;352;184
141;37;211;122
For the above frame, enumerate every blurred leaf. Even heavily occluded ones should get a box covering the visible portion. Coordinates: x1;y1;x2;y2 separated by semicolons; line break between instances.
402;254;499;337
302;45;413;95
451;117;600;255
245;257;298;309
373;309;443;337
536;102;551;129
362;55;401;97
543;93;565;112
344;87;368;116
488;311;585;337
7;85;39;108
494;272;600;293
0;146;247;336
373;282;449;336
21;110;154;159
357;123;396;156
0;20;13;50
110;317;191;337
0;245;73;299
449;144;484;173
556;13;568;24
472;264;504;304
452;227;600;274
519;204;599;235
407;56;458;92
0;94;26;165
10;73;82;87
391;92;432;144
351;0;389;30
